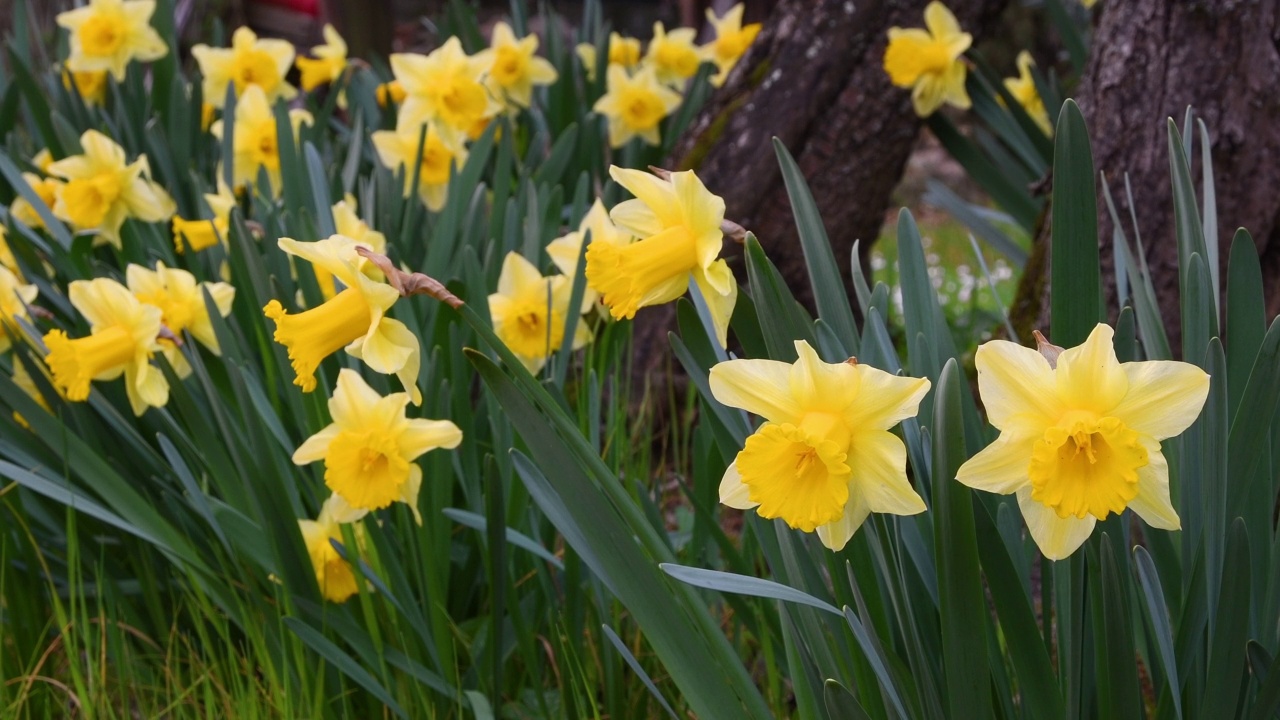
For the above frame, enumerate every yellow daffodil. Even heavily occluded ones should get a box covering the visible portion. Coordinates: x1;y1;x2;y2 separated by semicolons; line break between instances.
298;493;369;603
711;340;930;550
956;324;1210;560
56;0;167;80
308;196;387;301
391;38;501;134
126;262;234;378
293;368;462;514
31;150;55;175
0;265;38;354
1003;51;1050;136
478;21;558;111
192;26;296;108
372;121;468;212
62;68;110;106
592;66;681;148
576;32;643;82
488;252;592;372
375;80;407;108
703;4;761;87
10;173;63;232
209;85;313;196
43;277;167;415
263;235;422;404
173;189;236;253
0;227;17;278
296;24;348;92
644;22;702;87
883;1;972;117
48;129;175;249
586;167;736;347
546;199;634;308
11;358;56;429
575;43;599;81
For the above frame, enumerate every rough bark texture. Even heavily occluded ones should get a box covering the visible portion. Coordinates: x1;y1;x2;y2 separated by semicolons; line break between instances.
667;0;1007;309
1012;0;1280;351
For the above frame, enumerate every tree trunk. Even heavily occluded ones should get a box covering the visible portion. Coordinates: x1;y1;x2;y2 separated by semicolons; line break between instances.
1012;0;1280;352
668;0;1008;311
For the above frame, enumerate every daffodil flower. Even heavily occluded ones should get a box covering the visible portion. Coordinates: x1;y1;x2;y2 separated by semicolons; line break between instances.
43;277;168;416
546;199;634;308
372;121;468;212
1003;51;1051;136
644;22;702;87
209;85;313;196
62;68;110;106
883;1;972;117
315;196;387;301
193;26;296;108
375;80;407;108
10;174;62;234
0;266;38;354
575;33;643;82
126;262;234;378
711;340;931;550
956;324;1210;560
296;24;348;92
56;0;167;80
488;252;593;373
585;167;736;347
703;4;762;88
298;493;370;603
172;188;236;254
592;66;682;148
263;235;423;404
48;129;175;249
293;369;462;516
391;38;501;134
478;21;558;111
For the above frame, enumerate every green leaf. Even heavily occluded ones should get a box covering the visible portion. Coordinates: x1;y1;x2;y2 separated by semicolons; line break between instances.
1247;641;1280;720
1168;119;1214;319
823;679;872;720
743;233;816;360
660;563;841;615
931;359;992;718
1198;519;1250;719
841;606;911;719
1049;99;1100;346
283;617;408;718
773;137;860;348
441;508;564;569
1226;229;1263;417
601;624;679;720
927;114;1040;230
1092;534;1141;719
1133;546;1182;719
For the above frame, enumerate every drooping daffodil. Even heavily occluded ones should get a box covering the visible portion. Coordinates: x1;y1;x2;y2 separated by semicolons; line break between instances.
126;262;234;378
585;167;736;347
193;26;296;108
703;3;762;87
712;340;931;550
478;21;558;111
955;324;1210;560
546;199;634;308
298;492;370;603
293;369;462;517
48;129;175;249
263;235;422;404
1003;51;1051;136
56;0;167;80
883;1;972;117
371;120;468;212
592;66;681;148
43;277;168;416
296;24;348;92
209;84;313;196
488;251;593;373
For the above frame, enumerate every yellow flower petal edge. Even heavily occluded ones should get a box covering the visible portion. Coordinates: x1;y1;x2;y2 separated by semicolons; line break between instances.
956;323;1210;560
711;340;930;550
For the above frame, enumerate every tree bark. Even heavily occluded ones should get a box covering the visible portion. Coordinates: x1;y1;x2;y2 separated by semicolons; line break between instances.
668;0;1008;310
1012;0;1280;352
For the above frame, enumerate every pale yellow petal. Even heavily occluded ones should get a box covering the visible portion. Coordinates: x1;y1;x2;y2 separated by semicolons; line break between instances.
816;491;872;551
789;340;860;414
955;431;1036;494
844;366;930;431
1127;438;1180;530
1109;360;1210;440
1055;324;1128;414
293;424;341;465
329;369;385;429
718;461;758;509
848;430;926;515
708;357;801;423
399;418;463;458
1017;486;1095;560
692;263;736;349
974;339;1060;433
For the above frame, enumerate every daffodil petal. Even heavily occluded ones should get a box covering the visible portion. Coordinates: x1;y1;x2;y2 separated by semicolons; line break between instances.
1109;360;1210;440
718;462;759;509
329;369;385;429
1127;439;1180;531
789;340;859;412
955;431;1036;494
975;339;1060;433
708;358;801;423
816;492;872;552
400;418;463;458
1017;486;1096;560
849;430;926;515
845;366;930;431
1055;324;1129;414
692;264;736;349
399;465;424;525
293;424;341;464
